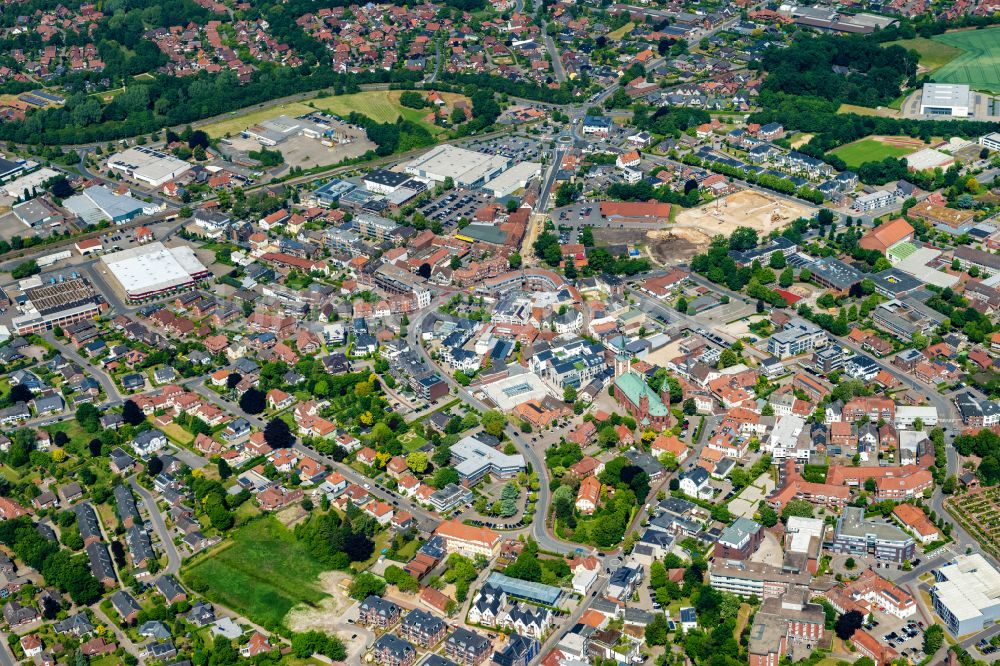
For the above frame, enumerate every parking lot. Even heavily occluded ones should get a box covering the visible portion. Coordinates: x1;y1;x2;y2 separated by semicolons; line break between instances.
880;617;927;662
463;135;543;164
552;203;602;242
415;188;495;230
975;636;1000;659
99;228;140;253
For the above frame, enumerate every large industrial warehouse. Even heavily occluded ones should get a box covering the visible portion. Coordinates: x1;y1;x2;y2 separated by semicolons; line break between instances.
919;83;971;117
10;277;105;334
64;185;160;224
107;147;193;187
404;145;510;188
101;242;210;303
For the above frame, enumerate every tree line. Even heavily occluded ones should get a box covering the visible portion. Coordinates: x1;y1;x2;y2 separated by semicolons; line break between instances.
757;33;916;108
0;516;102;605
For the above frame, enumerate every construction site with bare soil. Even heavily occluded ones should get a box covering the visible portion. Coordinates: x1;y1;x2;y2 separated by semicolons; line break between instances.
649;189;815;264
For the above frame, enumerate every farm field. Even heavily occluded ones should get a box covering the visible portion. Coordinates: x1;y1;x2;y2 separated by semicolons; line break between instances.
828;136;923;169
181;517;330;629
931;28;1000;93
888;37;963;72
200;90;468;138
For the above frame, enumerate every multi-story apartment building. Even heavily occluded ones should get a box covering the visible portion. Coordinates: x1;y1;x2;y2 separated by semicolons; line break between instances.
842;397;895;423
433;520;502;559
358;596;401;629
445;628;492;665
852;189;895;213
353;213;399;242
530;339;606;391
708;560;811;600
955;392;1000;428
372;634;417;666
767;318;827;359
399;609;446;648
830;507;914;563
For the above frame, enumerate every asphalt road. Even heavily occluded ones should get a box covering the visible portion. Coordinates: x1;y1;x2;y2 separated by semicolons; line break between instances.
544;31;567;83
130;475;183;575
42;331;122;402
537;140;570;212
407;305;579;555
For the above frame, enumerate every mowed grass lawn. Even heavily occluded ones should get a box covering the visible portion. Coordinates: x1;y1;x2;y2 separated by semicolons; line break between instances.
932;27;1000;93
200;90;467;138
182;517;329;629
607;22;635;40
829;137;918;169
888;37;963;72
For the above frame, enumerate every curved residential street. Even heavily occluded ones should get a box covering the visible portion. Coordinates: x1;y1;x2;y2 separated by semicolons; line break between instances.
129;476;183;576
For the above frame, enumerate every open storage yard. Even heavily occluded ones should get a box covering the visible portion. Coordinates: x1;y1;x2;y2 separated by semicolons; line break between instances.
828;136;925;168
930;27;1000;93
181;516;330;629
200;90;469;139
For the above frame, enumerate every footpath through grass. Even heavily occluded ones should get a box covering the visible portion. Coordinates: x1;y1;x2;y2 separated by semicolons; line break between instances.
181;516;330;629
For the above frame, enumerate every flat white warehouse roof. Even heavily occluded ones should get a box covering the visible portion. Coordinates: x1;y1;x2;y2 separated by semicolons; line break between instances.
905;148;953;171
101;241;207;296
404;144;510;186
921;83;971;109
1;167;58;197
107;147;193;185
933;554;1000;622
483;161;542;196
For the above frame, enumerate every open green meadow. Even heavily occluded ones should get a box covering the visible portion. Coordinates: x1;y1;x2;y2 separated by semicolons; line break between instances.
199;89;468;138
888;37;963;72
931;28;1000;93
607;22;635;40
181;517;329;629
828;137;919;169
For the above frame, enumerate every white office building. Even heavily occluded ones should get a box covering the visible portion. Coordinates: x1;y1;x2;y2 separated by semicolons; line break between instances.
980;132;1000;152
451;434;525;485
767;318;827;359
852;189;896;213
932;554;1000;635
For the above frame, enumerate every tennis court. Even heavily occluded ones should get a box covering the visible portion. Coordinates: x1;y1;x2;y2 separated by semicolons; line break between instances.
888;240;918;262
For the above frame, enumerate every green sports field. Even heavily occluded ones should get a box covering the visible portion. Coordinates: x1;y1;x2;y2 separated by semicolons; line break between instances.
182;517;330;629
887;37;963;72
931;28;1000;93
828;137;919;169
